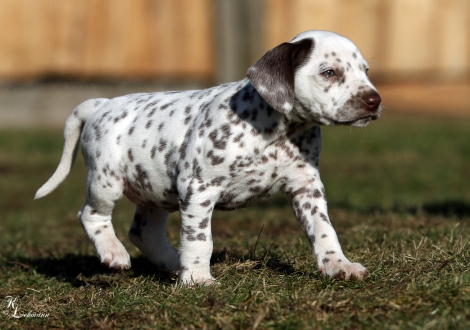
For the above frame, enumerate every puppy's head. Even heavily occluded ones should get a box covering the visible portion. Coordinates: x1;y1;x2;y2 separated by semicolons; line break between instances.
247;30;381;127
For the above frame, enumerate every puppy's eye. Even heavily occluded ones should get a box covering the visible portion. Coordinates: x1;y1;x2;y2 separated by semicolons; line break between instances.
366;68;370;75
321;70;336;78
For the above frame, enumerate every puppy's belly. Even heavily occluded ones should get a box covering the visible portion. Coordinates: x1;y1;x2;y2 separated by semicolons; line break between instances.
214;182;282;211
123;179;179;211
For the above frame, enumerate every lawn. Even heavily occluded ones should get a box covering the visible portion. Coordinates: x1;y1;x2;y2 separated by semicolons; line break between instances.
1;113;469;329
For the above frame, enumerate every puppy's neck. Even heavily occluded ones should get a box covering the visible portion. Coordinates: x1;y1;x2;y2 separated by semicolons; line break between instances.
227;80;287;137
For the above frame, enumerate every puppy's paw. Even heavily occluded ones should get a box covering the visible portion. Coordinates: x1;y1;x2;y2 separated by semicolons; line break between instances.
97;240;131;271
179;269;218;287
320;259;368;280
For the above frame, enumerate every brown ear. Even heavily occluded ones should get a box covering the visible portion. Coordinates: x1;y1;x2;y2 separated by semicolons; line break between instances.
247;38;313;113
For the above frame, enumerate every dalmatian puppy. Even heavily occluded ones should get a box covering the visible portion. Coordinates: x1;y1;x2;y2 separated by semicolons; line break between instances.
35;30;381;285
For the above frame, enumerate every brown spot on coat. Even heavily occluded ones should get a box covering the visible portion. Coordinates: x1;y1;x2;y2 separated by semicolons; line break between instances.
128;149;134;162
199;218;209;229
197;233;206;241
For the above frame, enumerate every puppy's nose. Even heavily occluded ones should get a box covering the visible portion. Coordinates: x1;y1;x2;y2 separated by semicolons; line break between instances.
362;91;381;112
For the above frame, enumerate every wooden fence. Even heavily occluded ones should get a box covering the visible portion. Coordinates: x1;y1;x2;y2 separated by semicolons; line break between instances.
0;0;214;80
265;0;470;81
0;0;469;82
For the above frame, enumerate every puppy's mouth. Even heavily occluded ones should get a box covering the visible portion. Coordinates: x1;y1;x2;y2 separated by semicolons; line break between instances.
327;113;380;126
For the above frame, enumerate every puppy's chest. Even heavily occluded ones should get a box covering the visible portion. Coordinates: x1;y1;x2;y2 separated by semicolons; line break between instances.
212;139;319;210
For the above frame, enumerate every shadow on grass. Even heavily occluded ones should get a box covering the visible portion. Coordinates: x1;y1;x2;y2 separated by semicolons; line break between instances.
9;246;297;288
418;200;470;218
326;199;470;219
210;248;297;276
11;254;177;287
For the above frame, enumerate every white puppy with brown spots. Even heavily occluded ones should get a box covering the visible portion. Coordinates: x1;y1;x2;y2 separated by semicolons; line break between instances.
36;30;381;285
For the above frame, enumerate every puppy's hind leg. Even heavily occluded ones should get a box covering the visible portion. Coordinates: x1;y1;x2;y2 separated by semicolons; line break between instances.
128;206;180;272
78;174;131;270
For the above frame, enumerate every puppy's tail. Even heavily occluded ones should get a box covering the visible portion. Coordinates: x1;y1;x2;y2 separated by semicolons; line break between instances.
35;98;108;200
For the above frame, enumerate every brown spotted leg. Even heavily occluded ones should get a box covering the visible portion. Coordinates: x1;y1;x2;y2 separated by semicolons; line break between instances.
128;206;180;271
78;172;131;270
177;186;217;285
288;182;369;280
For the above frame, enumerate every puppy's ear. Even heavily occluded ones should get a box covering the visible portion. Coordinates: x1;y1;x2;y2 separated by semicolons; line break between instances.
247;38;313;113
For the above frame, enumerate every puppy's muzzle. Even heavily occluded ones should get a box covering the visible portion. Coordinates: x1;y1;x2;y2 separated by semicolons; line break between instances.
362;90;381;113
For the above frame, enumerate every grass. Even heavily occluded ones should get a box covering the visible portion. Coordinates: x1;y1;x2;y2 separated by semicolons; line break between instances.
0;113;469;329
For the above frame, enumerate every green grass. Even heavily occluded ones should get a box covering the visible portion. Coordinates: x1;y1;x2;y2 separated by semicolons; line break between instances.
1;113;469;329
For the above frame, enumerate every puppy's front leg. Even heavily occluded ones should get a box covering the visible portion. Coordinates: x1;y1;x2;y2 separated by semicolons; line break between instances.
288;181;369;280
178;188;217;286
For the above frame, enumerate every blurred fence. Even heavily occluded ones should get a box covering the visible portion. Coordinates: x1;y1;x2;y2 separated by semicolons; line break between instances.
0;0;469;83
0;0;214;80
265;0;470;82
